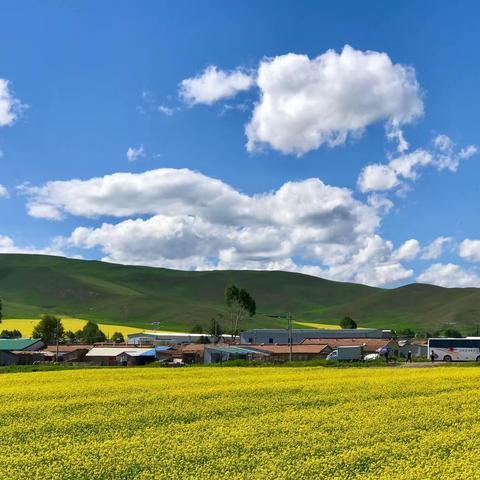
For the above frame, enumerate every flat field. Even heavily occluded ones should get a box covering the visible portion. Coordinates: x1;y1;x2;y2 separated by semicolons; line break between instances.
0;318;167;338
1;366;479;479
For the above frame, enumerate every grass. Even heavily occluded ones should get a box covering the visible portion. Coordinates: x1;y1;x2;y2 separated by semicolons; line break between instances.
2;366;480;478
1;253;480;334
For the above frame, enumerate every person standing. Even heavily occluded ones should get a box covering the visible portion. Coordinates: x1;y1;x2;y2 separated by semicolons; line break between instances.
430;350;435;363
406;350;412;363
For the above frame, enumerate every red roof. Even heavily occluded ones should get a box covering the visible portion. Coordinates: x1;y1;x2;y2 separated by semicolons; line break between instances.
44;345;94;353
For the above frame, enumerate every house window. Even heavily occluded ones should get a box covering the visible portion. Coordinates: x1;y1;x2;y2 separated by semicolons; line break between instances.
269;338;274;344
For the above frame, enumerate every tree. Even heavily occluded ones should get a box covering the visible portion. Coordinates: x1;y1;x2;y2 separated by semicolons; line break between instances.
196;335;211;344
397;328;416;339
190;324;204;334
339;316;357;329
207;316;224;342
0;297;2;324
32;315;64;344
441;329;462;338
77;321;106;343
225;285;256;338
0;329;22;339
111;331;125;343
65;330;77;343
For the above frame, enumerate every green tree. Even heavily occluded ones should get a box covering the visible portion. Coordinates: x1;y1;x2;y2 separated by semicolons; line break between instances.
196;335;211;344
207;316;224;342
65;330;77;343
111;331;125;343
32;315;64;344
190;324;204;334
0;329;22;339
225;285;256;338
339;316;357;329
78;321;106;343
397;328;416;339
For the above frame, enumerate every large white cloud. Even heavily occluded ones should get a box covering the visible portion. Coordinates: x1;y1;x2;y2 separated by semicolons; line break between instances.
458;239;480;262
245;45;423;155
22;166;419;286
0;79;25;127
417;263;480;288
179;66;255;105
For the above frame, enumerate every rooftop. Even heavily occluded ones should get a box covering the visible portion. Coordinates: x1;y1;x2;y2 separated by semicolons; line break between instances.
244;344;330;354
0;338;43;351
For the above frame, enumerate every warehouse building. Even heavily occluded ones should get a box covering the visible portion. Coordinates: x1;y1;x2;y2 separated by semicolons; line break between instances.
86;346;172;366
240;328;392;345
245;344;332;362
127;332;226;345
203;345;270;364
302;337;399;355
0;338;46;366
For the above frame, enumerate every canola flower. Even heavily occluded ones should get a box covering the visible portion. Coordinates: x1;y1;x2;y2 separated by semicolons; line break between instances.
0;318;167;338
1;366;480;479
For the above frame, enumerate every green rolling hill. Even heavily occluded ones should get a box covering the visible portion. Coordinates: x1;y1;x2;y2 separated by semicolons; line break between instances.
0;253;479;334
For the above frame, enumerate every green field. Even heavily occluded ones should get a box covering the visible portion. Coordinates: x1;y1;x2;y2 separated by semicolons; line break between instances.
1;365;480;479
0;253;479;334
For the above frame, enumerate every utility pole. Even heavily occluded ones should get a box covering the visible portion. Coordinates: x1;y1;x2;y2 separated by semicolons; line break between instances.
55;317;60;363
288;312;292;362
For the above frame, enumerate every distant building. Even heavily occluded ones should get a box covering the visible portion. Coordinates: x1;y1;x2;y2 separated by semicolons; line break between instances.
127;332;226;345
240;328;392;345
245;344;332;362
85;346;172;366
398;339;428;358
302;337;399;355
0;338;46;366
43;345;93;362
204;345;270;364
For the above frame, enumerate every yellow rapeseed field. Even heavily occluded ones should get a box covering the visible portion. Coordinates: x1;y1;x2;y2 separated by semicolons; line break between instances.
1;366;479;479
0;318;167;338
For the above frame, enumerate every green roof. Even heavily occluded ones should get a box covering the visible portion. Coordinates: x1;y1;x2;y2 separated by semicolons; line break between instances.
0;338;42;351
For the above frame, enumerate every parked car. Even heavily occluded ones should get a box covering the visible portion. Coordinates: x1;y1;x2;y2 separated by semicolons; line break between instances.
364;353;381;361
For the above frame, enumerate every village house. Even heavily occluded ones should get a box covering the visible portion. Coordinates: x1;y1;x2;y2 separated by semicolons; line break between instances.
302;337;400;356
0;338;46;366
244;344;332;362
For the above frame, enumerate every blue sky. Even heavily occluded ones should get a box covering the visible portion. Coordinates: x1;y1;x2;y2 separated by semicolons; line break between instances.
1;0;480;287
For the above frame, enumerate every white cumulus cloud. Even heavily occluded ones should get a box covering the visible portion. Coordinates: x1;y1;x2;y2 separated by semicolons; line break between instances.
20;166;419;286
358;135;477;193
126;145;146;162
458;239;480;262
421;236;453;260
245;45;423;155
0;78;26;127
417;263;480;288
0;184;9;198
180;66;255;105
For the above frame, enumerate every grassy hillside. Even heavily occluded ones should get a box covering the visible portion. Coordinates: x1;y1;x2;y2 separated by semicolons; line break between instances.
0;254;479;334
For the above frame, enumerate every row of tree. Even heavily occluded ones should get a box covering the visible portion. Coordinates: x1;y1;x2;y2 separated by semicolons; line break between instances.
31;315;125;344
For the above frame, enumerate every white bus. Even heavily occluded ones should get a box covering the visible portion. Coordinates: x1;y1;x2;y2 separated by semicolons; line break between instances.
428;338;480;362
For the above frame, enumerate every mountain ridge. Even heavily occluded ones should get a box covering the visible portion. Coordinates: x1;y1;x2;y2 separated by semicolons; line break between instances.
0;253;478;334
